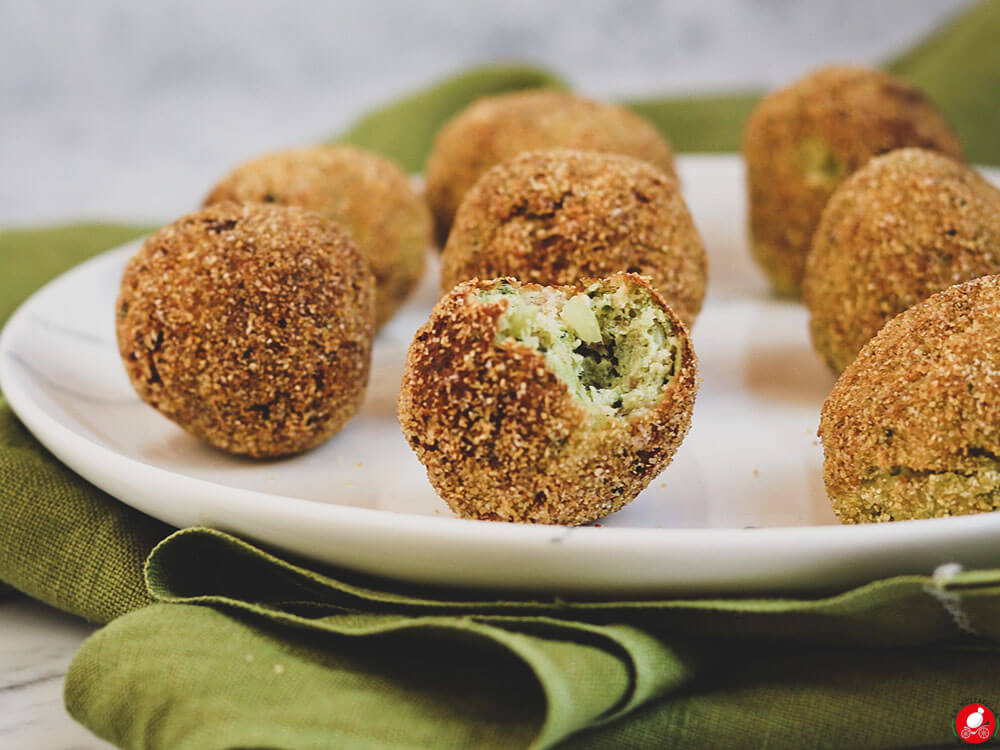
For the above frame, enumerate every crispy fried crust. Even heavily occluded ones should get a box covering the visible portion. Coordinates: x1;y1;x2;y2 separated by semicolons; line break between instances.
804;148;1000;374
204;145;431;329
398;273;697;525
425;90;676;242
116;202;375;458
440;149;707;328
820;275;1000;523
742;65;962;297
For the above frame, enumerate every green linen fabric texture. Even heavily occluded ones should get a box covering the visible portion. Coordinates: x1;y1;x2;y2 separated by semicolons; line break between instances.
65;528;1000;749
1;1;999;747
0;224;168;617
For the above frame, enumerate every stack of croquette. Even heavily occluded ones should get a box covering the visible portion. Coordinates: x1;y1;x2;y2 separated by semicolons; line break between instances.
116;67;1000;527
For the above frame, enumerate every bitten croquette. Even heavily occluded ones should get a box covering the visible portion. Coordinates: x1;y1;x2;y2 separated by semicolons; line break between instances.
425;89;676;241
116;202;375;458
440;149;707;328
743;65;962;296
204;145;431;329
398;272;697;525
804;148;1000;374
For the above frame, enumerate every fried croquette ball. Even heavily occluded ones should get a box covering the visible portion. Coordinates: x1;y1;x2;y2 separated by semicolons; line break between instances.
440;149;707;328
805;148;1000;374
204;145;431;329
425;89;676;241
743;65;962;297
820;275;1000;523
398;272;697;525
116;202;375;458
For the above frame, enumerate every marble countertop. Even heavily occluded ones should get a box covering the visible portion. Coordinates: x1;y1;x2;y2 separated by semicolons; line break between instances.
0;1;973;746
1;600;109;749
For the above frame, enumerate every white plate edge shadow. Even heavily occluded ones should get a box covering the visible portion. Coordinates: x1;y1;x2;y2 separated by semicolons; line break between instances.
3;154;1000;597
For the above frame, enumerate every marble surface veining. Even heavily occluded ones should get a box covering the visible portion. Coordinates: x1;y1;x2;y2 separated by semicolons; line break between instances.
0;600;110;749
0;0;968;226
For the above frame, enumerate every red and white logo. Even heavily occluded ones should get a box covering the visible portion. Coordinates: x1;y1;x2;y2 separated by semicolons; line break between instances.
955;704;996;744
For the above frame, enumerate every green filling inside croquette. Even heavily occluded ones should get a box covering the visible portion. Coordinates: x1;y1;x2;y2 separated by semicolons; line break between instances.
798;137;846;187
847;459;1000;522
480;280;682;419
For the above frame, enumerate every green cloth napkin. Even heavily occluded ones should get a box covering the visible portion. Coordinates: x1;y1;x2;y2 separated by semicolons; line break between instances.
622;10;1000;163
3;1;1000;747
332;1;1000;169
627;0;1000;162
0;224;166;615
337;64;568;173
65;528;1000;748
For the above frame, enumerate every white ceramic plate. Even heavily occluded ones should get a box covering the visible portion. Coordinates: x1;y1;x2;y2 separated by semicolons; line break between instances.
4;154;1000;597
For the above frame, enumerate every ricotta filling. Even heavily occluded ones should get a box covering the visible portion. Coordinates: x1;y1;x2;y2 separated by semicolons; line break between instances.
480;279;681;419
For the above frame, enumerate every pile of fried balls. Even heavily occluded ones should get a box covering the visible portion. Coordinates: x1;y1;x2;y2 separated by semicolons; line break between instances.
117;64;1000;526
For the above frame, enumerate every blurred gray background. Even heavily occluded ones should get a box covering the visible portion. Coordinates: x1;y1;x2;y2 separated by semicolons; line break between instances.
1;0;971;226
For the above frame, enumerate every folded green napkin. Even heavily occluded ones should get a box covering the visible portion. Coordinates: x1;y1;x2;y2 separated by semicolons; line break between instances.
335;1;1000;169
624;0;1000;163
3;1;1000;747
0;224;165;614
64;528;1000;749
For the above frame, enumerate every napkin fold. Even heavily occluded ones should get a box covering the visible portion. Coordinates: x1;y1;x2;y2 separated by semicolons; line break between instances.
2;1;1000;748
64;528;1000;749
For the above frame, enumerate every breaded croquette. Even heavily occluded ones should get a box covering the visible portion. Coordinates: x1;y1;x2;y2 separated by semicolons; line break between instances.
117;202;375;458
441;149;707;328
743;65;962;296
805;148;1000;373
820;275;1000;523
205;145;430;329
425;89;676;242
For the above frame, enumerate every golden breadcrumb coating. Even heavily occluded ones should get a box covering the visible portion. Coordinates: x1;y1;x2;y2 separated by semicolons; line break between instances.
805;148;1000;374
743;65;962;297
398;273;697;525
820;275;1000;523
425;89;676;242
117;202;375;458
440;149;707;328
204;145;431;328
